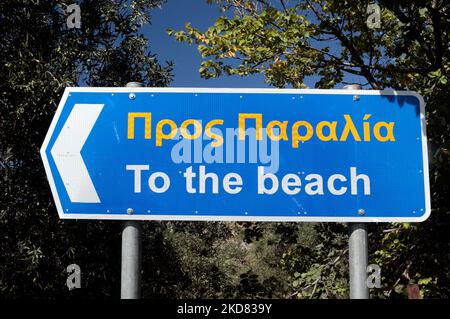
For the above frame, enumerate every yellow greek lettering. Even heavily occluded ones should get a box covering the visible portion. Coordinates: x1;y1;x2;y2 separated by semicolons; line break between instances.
156;119;177;146
316;121;338;141
374;121;395;142
238;113;262;141
363;114;372;141
180;119;202;140
266;120;288;141
127;112;151;139
205;119;224;147
292;121;313;148
340;115;362;141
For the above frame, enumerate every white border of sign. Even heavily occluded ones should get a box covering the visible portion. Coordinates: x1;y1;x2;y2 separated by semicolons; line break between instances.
41;88;431;222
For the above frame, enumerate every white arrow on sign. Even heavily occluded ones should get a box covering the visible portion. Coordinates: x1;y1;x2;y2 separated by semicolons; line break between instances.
50;104;104;203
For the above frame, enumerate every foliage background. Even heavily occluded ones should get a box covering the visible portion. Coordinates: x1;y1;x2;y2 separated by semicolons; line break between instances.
1;0;448;298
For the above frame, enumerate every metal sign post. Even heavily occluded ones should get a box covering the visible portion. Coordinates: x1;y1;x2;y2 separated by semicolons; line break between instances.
120;82;144;299
344;84;369;299
121;220;142;299
349;223;369;298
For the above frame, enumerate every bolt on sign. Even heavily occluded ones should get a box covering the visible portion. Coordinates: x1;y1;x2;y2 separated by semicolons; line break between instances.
41;88;430;222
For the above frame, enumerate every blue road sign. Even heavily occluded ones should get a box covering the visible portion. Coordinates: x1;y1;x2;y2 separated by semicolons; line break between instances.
41;88;430;222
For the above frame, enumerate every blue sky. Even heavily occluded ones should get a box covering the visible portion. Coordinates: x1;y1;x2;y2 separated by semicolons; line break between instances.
143;0;268;88
143;0;364;88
